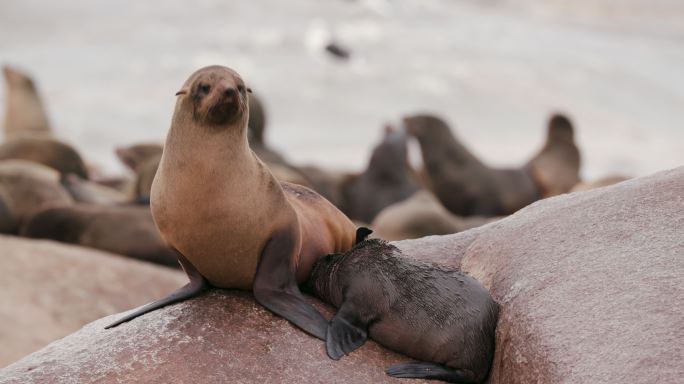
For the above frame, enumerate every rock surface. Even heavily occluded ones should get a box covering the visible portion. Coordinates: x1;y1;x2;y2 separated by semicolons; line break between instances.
0;291;428;384
460;166;683;384
1;167;682;383
0;235;186;368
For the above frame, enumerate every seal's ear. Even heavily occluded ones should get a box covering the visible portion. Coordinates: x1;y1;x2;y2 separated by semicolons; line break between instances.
355;227;373;244
246;87;253;94
175;90;188;96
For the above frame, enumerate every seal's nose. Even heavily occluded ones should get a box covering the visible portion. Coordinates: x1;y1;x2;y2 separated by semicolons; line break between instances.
223;88;237;99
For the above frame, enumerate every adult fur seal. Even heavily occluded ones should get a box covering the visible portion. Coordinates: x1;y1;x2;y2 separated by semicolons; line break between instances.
2;65;51;139
115;143;163;203
0;160;73;233
0;137;89;179
526;114;581;197
405;114;539;216
309;239;499;383
105;66;358;340
371;190;496;241
340;126;419;223
21;204;178;267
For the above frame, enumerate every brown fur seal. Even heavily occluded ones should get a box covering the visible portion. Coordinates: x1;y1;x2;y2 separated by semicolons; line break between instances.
0;137;89;179
21;204;178;267
309;239;499;383
2;65;51;139
526;114;581;197
340;126;420;223
405;114;539;216
115;143;163;203
371;190;497;241
106;66;358;339
0;160;73;233
245;93;314;186
0;186;16;233
60;174;130;205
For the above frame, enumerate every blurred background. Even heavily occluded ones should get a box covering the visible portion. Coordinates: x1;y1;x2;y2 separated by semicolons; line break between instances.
1;0;683;180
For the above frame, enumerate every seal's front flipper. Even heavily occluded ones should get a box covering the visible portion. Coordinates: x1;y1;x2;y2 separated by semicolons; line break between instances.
326;302;368;360
105;251;208;329
386;362;478;383
253;229;328;340
355;227;373;244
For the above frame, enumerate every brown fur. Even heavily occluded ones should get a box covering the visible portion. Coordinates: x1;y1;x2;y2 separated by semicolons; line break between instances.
2;66;51;139
20;204;178;267
340;128;419;223
0;137;89;179
60;174;129;205
371;190;497;241
151;65;356;289
405;114;540;216
526;113;581;197
0;160;73;233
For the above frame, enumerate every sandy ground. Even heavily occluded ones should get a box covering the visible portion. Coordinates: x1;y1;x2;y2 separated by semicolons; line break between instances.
1;0;682;179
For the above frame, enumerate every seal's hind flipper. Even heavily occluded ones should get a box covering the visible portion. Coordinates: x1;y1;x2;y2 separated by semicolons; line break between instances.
105;251;208;329
355;227;373;244
325;302;369;360
386;362;478;383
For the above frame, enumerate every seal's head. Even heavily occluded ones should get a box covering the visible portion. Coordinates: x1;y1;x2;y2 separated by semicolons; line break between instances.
402;114;453;143
2;65;36;90
547;113;574;142
175;66;252;127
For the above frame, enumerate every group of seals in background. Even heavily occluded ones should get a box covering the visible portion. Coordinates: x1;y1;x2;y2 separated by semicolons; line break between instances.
1;63;623;265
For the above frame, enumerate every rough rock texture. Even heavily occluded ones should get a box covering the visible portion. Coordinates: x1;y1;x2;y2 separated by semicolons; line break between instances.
0;291;429;384
0;235;186;367
460;167;683;384
1;167;682;383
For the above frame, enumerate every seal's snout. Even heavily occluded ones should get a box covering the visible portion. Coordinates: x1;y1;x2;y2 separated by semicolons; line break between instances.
222;87;237;100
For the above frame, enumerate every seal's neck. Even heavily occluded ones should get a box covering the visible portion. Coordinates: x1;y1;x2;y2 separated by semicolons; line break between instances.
418;129;483;172
308;253;347;307
163;104;252;175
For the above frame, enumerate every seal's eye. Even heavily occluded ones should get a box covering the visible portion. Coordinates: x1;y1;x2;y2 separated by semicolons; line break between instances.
237;85;246;94
199;84;211;95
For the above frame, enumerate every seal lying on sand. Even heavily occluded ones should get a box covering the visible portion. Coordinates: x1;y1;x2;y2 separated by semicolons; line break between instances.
0;160;73;233
115;143;163;203
105;66;358;340
405;114;539;216
21;204;178;267
2;65;51;139
371;190;497;241
309;239;499;383
340;126;419;223
0;137;89;179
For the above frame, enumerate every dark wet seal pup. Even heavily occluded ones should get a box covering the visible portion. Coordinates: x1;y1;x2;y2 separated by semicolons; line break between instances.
526;113;581;197
0;137;89;179
2;65;51;139
105;66;360;340
404;114;539;216
20;204;178;268
309;239;499;383
340;126;420;223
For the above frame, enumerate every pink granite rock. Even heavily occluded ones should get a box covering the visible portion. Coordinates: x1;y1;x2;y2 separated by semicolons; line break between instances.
0;235;186;367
